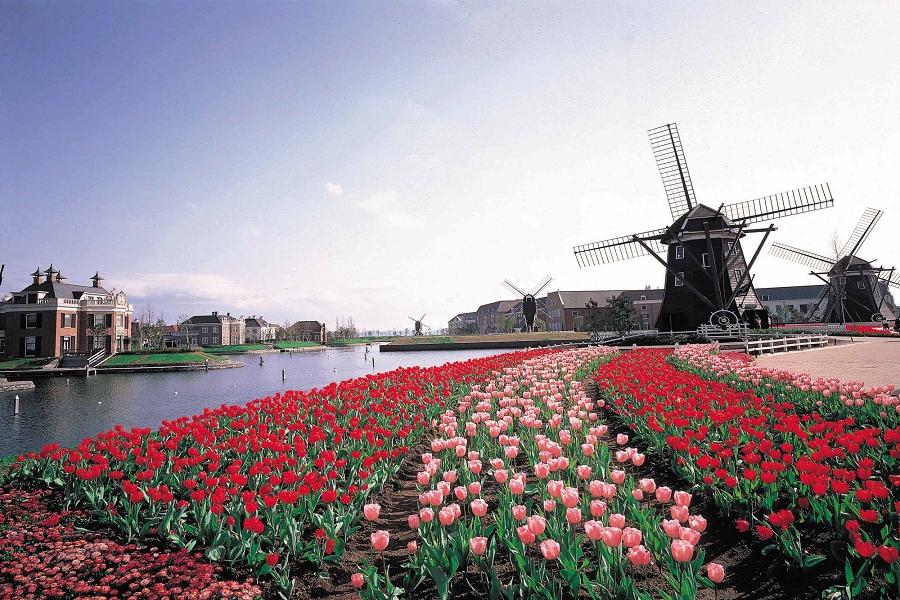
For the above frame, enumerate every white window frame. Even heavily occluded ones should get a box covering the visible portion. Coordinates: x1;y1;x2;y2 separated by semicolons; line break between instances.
202;336;209;345
202;326;208;333
675;246;685;260
702;253;710;267
24;336;37;356
25;313;38;328
857;281;865;290
674;272;684;287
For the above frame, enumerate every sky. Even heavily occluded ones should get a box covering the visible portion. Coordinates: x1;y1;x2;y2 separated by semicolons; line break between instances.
2;1;900;330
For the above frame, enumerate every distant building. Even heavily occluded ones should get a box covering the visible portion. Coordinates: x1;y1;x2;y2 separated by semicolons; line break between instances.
0;266;134;358
180;311;245;346
448;311;477;335
285;320;326;343
475;300;521;333
244;316;277;343
539;289;665;332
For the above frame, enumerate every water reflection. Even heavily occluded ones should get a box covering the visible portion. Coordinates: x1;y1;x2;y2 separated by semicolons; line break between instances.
0;346;509;456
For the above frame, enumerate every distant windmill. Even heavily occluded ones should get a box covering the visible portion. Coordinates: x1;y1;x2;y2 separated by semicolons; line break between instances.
770;207;900;323
408;313;429;336
573;123;834;331
504;276;553;332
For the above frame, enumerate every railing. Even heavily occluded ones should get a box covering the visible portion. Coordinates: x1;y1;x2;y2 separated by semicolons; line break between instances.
745;335;829;355
87;349;107;367
699;323;749;340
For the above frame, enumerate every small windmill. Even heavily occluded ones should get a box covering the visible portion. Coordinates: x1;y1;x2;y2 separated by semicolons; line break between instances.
573;123;835;331
504;276;553;332
408;313;429;336
770;207;899;323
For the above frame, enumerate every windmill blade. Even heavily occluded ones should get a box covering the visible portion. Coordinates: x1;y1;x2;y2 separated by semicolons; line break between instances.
769;242;835;272
574;227;667;267
419;313;427;322
840;207;883;258
723;183;834;225
882;271;900;290
504;280;529;297
408;316;419;322
530;276;554;296
648;123;697;221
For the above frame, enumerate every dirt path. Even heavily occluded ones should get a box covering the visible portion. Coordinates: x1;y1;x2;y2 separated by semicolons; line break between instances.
754;337;900;389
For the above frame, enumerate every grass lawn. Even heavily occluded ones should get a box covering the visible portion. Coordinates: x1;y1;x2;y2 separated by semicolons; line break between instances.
328;336;395;346
0;358;51;370
273;341;320;349
202;344;269;353
103;352;225;366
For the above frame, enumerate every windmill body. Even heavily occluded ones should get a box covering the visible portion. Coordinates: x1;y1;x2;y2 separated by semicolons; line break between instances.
504;277;553;332
408;313;429;336
770;208;899;324
573;123;834;332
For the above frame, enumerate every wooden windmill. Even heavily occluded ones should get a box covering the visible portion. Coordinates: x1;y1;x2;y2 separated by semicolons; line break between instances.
408;313;429;336
573;123;835;331
770;207;900;323
504;276;553;332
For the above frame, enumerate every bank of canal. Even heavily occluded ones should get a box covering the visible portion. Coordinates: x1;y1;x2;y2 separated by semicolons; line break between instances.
0;345;510;457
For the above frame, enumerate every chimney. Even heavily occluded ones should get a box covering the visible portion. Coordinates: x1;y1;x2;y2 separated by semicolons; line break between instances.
226;312;231;318
31;268;44;285
91;271;104;288
212;311;218;317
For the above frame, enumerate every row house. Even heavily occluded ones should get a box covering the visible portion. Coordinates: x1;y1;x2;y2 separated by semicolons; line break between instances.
0;266;134;359
283;320;327;343
244;316;277;343
179;311;245;346
538;289;665;332
474;299;521;334
447;311;477;335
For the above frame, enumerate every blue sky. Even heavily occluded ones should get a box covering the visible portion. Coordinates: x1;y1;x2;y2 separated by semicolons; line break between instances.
3;1;899;329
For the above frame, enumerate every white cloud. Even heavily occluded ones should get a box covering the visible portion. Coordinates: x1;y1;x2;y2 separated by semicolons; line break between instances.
325;182;343;196
112;273;269;311
352;190;421;228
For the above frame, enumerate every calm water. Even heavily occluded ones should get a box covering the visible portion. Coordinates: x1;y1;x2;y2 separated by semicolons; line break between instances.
0;345;509;457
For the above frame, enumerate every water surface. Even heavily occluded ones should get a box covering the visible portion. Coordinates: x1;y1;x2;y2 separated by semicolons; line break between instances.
0;346;508;456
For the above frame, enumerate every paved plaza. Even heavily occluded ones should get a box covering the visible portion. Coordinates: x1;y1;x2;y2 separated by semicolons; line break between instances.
755;336;900;390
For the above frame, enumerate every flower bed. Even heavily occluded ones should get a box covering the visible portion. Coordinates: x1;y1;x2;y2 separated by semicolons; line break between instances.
594;346;900;597
349;346;726;600
7;348;552;597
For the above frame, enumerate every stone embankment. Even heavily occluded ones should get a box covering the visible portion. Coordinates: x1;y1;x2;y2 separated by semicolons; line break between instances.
0;377;35;392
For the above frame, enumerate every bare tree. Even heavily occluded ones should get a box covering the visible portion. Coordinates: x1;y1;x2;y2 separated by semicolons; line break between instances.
828;231;844;261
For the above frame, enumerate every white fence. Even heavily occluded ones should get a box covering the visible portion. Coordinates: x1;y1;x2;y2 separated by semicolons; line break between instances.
745;335;829;355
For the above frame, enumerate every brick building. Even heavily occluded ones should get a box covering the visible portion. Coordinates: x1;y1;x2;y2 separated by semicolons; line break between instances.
0;266;134;358
447;311;477;335
283;320;326;343
244;316;277;343
180;312;245;346
537;289;665;332
474;300;521;333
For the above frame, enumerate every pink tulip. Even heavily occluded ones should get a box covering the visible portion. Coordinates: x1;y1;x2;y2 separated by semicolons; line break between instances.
407;514;420;529
670;505;689;523
588;480;604;497
455;445;466;457
632;488;644;501
419;507;434;523
655;486;672;502
467;481;482;495
351;572;365;589
639;478;656;494
504;446;518;459
566;507;582;525
540;539;561;560
438;506;456;526
576;465;592;480
615;450;629;463
363;503;381;521
688;515;707;533
608;513;626;528
468;460;482;474
543;499;557;512
706;562;725;583
673;491;692;507
561;487;580;508
627;545;652;566
454;486;468;501
671;539;694;562
584;520;604;541
680;527;701;546
547;480;564;498
631;453;645;466
470;536;488;556
611;470;626;484
590;499;607;518
417;471;431;485
617;433;629;445
622;527;642;548
371;530;390;551
490;458;505;470
601;526;623;548
509;478;525;495
534;463;551;478
516;524;536;545
470;498;488;518
662;519;682;538
512;505;527;521
493;469;509;484
407;540;418;554
581;443;595;457
527;515;547;536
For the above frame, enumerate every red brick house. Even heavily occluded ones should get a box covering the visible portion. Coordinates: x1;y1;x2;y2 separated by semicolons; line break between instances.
0;266;134;359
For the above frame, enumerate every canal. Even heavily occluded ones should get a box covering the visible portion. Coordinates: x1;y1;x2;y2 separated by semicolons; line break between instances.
0;345;509;457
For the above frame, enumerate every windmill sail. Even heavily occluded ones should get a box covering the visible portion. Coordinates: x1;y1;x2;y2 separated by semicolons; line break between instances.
530;276;554;296
840;207;883;257
769;242;835;272
574;228;667;267
649;123;696;221
723;184;834;224
882;271;900;290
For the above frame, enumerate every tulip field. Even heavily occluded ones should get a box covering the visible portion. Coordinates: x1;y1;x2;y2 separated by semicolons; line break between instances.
1;343;898;599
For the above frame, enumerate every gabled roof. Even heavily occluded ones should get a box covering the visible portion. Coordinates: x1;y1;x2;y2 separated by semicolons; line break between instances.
184;314;222;324
665;203;736;239
244;318;262;328
450;311;477;321
756;285;826;301
476;300;520;314
18;281;109;299
290;320;322;329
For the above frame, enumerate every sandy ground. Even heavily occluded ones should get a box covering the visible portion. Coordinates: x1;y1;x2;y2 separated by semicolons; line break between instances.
754;336;900;389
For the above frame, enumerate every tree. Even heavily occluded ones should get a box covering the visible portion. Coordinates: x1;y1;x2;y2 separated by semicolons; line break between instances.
498;315;517;333
604;294;636;337
583;299;605;334
828;231;844;261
